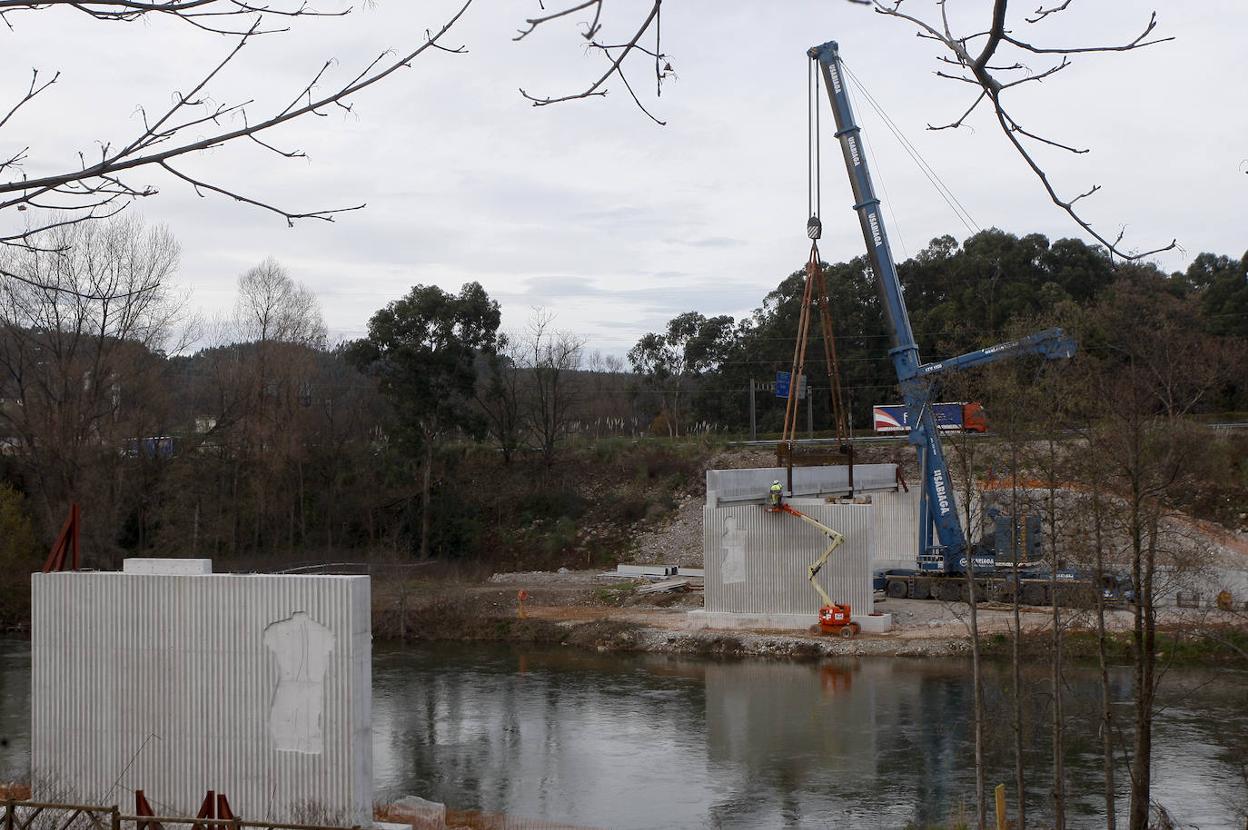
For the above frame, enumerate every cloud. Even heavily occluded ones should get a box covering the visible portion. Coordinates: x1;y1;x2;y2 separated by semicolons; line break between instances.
5;0;1238;361
667;236;747;249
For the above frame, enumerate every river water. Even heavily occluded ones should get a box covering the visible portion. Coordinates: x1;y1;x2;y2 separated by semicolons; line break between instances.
2;639;1245;829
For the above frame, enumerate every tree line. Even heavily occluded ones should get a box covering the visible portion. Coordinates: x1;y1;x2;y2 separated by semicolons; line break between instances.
632;230;1247;438
1;216;1246;827
0;219;1243;579
0;218;658;591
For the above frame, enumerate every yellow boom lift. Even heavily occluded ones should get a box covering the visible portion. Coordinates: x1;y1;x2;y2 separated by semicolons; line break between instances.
769;502;859;637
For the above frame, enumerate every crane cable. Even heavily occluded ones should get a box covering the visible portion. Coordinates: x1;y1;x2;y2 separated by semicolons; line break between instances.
860;106;911;260
807;57;821;228
783;55;849;449
840;60;982;237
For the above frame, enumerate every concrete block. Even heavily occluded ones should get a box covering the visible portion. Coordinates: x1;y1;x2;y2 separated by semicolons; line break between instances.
706;464;899;507
386;796;446;830
616;564;675;577
855;613;893;634
122;558;213;575
31;569;372;825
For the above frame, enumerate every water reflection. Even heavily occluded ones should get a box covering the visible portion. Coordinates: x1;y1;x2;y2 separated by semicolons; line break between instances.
371;644;1247;830
2;638;1244;829
0;639;30;782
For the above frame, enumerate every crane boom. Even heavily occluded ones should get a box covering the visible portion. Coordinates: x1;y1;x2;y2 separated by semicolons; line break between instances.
807;40;1077;573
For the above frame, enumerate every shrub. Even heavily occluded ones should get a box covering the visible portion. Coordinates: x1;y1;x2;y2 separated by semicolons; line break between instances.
541;517;578;555
612;494;649;524
0;484;40;629
519;489;588;524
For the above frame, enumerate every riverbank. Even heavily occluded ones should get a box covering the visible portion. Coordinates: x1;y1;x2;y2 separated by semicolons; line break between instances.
370;570;1248;665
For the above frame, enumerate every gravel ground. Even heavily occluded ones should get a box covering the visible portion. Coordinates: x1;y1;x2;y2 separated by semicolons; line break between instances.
626;447;788;569
629;494;705;567
417;568;1240;660
487;569;602;586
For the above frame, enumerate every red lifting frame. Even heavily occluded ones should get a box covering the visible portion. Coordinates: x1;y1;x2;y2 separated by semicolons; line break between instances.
42;502;80;573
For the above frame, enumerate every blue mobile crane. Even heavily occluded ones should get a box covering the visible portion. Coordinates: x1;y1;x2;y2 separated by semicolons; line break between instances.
806;41;1126;604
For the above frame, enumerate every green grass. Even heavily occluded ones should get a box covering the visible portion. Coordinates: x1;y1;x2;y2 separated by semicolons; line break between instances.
980;626;1248;667
592;582;639;606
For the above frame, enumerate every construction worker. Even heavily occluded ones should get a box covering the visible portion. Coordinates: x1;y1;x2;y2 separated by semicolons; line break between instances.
768;480;783;508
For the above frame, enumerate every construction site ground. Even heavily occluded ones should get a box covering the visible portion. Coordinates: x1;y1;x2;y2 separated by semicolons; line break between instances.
372;569;1248;662
367;441;1247;662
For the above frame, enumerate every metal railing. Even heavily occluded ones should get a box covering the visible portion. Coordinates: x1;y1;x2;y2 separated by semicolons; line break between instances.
2;802;359;830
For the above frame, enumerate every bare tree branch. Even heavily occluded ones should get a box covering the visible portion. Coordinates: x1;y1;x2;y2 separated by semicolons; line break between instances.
873;0;1176;261
937;54;1023;71
514;0;601;42
998;55;1070;89
0;0;349;36
519;0;665;114
928;90;986;131
158;160;363;226
1000;107;1087;154
1;0;474;293
1004;12;1173;55
0;68;59;133
1025;0;1075;24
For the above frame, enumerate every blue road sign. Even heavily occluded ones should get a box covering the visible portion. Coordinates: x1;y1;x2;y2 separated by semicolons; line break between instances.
775;371;806;400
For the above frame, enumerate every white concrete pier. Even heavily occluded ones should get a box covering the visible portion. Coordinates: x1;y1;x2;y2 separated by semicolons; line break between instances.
31;562;372;824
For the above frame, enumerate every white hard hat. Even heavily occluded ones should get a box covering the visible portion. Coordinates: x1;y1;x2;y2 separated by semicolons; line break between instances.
772;480;780;485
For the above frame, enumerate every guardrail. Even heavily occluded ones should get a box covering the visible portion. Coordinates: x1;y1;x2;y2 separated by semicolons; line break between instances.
274;561;439;576
728;420;1248;447
1;801;359;830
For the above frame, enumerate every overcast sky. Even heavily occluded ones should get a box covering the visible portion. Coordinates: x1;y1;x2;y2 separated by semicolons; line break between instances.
4;1;1245;354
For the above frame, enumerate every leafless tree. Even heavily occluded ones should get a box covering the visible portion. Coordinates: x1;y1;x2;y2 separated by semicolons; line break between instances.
1004;426;1028;830
0;215;187;548
1067;416;1120;830
591;350;624;375
524;309;584;466
1079;273;1234;830
1;0;473;296
976;343;1056;830
942;415;987;830
477;333;525;463
583;349;630;437
235;257;327;348
520;0;1173;260
1047;349;1137;830
1026;365;1072;830
223;258;326;552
